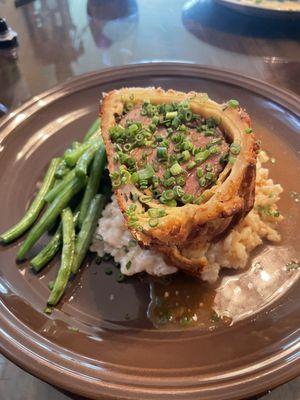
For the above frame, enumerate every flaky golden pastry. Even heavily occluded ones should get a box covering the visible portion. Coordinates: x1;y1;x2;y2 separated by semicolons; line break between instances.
100;87;257;276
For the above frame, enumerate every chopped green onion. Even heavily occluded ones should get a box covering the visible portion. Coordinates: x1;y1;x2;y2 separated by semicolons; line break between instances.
127;204;137;214
160;139;169;148
195;150;210;164
194;194;206;204
152;116;160;125
181;193;194;204
197;168;203;178
162;190;175;201
181;150;191;162
170;162;183;176
205;172;214;181
229;155;236;164
148;208;159;218
228;99;239;108
172;133;183;144
139;195;152;203
181;140;193;151
187;161;196;170
219;152;229;164
116;272;125;282
112;179;121;188
163;170;171;179
230;143;240;155
173;185;184;198
176;175;186;186
165;199;177;207
135;133;144;142
123;143;132;152
208;146;220;155
178;124;187;132
206;139;222;149
171;117;181;128
164;104;173;113
205;163;212;172
139;179;149;189
128;124;139;134
152;175;159;187
125;101;134;111
124;156;136;168
163;176;176;187
245;128;253;134
149;218;159;228
183;109;193;121
137;165;155;181
199;177;206;187
131;172;139;184
166;111;178;120
111;171;120;180
149;123;156;133
173;144;182;153
157;147;168;160
126;261;132;270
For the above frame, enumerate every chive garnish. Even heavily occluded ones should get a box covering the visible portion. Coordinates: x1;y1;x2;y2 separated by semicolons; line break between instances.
149;218;159;227
157;147;168;160
187;161;196;170
126;261;132;270
197;168;203;178
195;150;210;164
230;143;240;155
170;162;183;176
228;99;239;108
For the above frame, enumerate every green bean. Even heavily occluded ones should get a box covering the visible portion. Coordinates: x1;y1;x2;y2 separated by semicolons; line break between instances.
55;141;82;178
78;145;106;227
47;208;75;306
0;158;60;244
30;211;80;272
16;176;86;261
72;194;105;274
75;139;102;178
63;141;91;167
45;169;76;203
83;119;100;142
55;160;70;179
31;226;62;272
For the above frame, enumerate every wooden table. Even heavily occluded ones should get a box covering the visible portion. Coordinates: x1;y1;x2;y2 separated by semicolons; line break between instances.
0;0;299;399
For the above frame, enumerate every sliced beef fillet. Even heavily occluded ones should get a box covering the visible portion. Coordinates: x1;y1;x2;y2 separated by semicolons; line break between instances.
120;106;229;198
101;88;257;277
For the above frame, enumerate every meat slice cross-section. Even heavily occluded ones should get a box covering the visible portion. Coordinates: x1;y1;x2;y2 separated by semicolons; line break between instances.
101;87;257;277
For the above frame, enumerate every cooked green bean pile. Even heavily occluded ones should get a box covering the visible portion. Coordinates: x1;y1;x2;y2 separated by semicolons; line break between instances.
0;119;107;310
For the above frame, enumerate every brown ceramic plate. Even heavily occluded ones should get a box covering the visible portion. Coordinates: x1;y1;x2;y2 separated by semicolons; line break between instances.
0;63;299;400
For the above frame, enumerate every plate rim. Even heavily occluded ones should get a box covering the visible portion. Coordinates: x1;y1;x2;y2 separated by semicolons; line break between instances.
213;0;300;17
0;62;299;400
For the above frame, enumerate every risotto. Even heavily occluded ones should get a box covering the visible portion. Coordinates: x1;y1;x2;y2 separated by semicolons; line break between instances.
91;151;283;283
